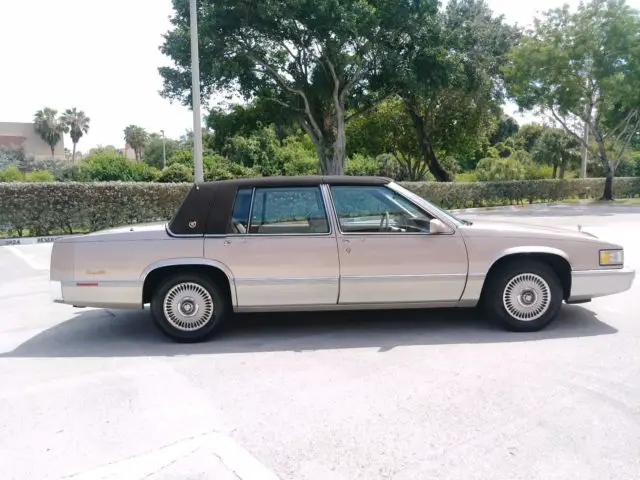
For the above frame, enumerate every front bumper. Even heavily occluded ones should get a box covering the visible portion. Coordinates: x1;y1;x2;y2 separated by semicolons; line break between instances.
569;268;635;302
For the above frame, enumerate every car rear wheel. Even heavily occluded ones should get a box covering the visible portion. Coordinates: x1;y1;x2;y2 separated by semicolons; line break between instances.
484;260;563;332
151;274;229;342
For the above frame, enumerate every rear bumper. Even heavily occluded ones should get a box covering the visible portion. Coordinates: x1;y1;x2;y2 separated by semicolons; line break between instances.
50;280;142;309
569;268;635;302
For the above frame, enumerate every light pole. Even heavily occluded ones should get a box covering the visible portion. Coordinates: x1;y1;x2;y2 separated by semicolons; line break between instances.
160;129;166;169
189;0;204;183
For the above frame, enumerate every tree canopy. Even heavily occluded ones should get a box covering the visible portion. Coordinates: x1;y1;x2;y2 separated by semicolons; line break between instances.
503;0;640;199
160;0;411;174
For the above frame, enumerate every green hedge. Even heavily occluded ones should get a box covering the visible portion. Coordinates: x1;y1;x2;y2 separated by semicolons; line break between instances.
0;182;191;237
1;178;639;237
405;177;640;209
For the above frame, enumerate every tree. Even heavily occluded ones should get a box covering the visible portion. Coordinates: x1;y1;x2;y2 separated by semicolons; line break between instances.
33;108;67;157
159;0;408;175
144;133;179;169
490;115;519;145
503;0;640;199
514;123;546;152
379;0;520;181
207;98;298;153
61;108;90;162
531;128;581;179
347;96;428;180
123;125;149;161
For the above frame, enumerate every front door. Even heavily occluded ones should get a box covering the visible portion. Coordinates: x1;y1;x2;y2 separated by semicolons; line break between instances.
205;185;339;308
329;185;468;305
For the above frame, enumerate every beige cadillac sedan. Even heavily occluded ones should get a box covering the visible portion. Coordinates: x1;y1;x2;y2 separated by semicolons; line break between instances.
50;176;635;342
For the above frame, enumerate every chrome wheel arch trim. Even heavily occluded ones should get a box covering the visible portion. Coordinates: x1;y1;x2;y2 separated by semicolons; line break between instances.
488;246;571;271
139;258;238;307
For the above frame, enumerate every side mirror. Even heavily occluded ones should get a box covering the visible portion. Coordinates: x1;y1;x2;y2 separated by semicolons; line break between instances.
430;218;453;234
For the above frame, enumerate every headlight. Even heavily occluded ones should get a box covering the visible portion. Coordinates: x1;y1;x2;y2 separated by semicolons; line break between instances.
599;249;624;266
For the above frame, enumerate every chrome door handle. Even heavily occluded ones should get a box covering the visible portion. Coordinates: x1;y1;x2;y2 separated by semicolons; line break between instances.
342;239;350;244
223;240;231;246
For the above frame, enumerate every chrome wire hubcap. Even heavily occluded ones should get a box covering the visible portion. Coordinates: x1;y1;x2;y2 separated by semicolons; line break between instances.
502;273;551;322
163;282;214;331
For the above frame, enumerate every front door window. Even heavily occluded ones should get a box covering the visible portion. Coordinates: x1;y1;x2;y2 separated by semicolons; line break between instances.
330;185;434;233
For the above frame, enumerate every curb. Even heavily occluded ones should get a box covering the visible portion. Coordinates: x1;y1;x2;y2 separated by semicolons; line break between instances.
1;234;77;247
450;202;559;214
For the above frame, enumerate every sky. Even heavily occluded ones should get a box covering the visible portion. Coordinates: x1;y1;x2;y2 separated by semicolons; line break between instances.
1;0;637;152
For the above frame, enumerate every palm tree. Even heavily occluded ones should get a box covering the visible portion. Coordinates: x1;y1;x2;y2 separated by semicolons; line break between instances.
61;108;90;162
124;125;149;161
33;108;68;157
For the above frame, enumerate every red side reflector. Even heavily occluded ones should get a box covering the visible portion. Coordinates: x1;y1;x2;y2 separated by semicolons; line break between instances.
76;282;99;287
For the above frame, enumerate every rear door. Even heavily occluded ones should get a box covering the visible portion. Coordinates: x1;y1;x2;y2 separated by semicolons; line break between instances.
205;185;340;308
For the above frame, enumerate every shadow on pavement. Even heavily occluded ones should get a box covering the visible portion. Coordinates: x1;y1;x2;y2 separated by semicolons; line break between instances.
1;304;617;358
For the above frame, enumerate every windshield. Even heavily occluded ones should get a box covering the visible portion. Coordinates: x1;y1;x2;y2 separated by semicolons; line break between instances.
387;182;472;226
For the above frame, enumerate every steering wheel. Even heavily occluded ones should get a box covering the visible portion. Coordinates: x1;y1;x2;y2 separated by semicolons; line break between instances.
379;211;390;232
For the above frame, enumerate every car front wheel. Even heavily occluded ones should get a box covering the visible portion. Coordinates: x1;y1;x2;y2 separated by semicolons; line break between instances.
151;274;229;342
484;260;563;332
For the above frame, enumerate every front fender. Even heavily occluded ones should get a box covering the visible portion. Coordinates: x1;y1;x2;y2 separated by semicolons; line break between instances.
459;245;572;306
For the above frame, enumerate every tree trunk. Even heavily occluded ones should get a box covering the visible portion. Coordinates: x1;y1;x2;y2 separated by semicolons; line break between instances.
552;163;557;179
50;145;55;158
329;106;346;176
404;99;451;182
594;134;614;200
603;172;613;201
299;120;344;176
72;143;77;163
559;161;565;179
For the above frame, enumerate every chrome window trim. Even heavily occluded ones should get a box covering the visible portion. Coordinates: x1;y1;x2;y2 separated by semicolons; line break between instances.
223;184;334;237
246;186;256;233
326;184;456;237
165;224;203;238
225;186;255;235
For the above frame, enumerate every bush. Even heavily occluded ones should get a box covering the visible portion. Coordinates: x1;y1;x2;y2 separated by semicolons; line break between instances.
455;172;477;182
205;157;258;181
0;168;54;182
24;170;55;182
404;177;640;209
345;154;380;176
476;157;526;181
523;162;554;180
0;182;190;237
57;152;161;182
157;163;194;183
2;178;639;237
0;167;26;182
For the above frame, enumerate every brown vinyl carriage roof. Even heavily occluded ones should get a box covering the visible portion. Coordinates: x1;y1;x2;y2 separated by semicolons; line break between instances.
168;176;392;236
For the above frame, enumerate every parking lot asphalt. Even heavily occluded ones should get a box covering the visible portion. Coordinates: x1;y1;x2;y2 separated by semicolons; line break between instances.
1;203;639;480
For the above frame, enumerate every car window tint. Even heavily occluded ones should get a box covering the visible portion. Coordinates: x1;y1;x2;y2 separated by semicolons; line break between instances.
249;187;329;235
227;188;253;234
330;185;433;233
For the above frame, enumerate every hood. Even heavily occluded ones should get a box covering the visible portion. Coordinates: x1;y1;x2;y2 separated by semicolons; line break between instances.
58;221;170;243
459;219;600;242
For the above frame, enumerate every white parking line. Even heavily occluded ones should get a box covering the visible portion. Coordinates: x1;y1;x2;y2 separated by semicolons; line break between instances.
5;245;50;271
65;431;280;480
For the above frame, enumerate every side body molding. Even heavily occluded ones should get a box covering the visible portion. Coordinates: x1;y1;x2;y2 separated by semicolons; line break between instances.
139;258;238;307
459;245;572;306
